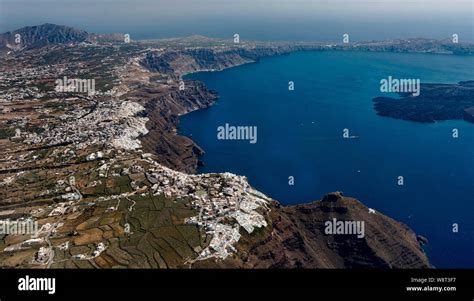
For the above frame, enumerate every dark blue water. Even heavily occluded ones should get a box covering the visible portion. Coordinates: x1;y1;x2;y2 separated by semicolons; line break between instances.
180;51;474;268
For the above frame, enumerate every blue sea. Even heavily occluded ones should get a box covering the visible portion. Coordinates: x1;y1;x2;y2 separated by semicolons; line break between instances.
179;51;474;268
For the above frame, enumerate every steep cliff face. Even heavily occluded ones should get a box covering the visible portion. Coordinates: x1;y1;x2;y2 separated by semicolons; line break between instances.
194;192;430;268
141;46;304;77
136;80;218;173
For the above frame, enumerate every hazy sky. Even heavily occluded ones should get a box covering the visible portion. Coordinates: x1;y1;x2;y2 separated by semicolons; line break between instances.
1;0;473;41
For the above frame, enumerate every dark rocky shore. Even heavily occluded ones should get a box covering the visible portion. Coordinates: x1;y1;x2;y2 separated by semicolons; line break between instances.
373;81;474;123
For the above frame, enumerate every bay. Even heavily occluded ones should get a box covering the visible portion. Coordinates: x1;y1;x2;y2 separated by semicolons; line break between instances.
180;51;474;267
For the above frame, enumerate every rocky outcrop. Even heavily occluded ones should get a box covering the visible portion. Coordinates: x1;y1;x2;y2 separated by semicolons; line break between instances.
194;192;431;268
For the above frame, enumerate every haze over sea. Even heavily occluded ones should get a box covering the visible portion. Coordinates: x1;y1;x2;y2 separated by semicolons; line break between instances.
180;51;474;268
1;0;473;42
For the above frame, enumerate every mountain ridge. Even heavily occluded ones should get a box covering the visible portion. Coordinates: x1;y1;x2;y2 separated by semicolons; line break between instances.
0;23;89;50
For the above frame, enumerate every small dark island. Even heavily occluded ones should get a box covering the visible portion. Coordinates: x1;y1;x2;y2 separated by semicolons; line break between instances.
373;81;474;123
